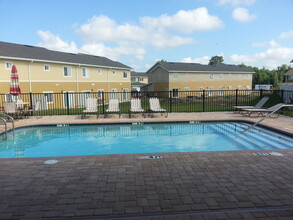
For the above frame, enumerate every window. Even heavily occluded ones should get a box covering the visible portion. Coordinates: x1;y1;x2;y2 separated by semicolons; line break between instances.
43;92;54;104
123;71;128;79
97;89;104;99
209;74;214;79
109;89;119;99
122;89;129;101
245;86;251;94
173;73;179;79
199;87;204;92
208;88;214;97
5;62;13;70
184;87;190;95
44;64;50;71
82;68;89;78
237;85;242;90
63;66;72;77
112;70;116;75
97;69;102;74
172;88;179;98
227;86;232;90
218;87;224;96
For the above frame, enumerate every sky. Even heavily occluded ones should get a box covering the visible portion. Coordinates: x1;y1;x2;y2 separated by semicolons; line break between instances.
0;0;293;71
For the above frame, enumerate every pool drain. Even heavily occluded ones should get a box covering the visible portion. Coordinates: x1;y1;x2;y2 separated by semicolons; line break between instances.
43;159;58;165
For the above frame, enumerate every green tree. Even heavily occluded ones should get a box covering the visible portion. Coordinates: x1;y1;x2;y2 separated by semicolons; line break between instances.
208;56;224;65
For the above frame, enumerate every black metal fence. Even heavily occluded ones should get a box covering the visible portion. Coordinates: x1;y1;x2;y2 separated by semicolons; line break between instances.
0;89;293;117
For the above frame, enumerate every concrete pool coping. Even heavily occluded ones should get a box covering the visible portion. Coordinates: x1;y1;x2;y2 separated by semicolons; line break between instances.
0;112;293;219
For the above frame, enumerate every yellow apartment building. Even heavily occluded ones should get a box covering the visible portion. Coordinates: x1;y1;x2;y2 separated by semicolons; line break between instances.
145;61;254;96
0;41;131;96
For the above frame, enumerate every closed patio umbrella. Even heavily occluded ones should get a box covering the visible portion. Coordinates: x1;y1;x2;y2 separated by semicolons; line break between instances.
10;65;21;96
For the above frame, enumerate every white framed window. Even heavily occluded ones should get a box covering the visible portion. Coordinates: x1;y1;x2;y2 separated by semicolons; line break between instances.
208;87;214;97
245;86;251;94
43;91;54;104
123;71;128;79
122;88;129;101
63;66;72;77
97;89;104;99
173;73;179;79
97;69;102;74
44;64;50;71
82;68;89;78
237;85;242;90
209;73;214;79
218;87;224;96
199;87;204;92
109;88;119;99
227;86;232;90
5;62;13;70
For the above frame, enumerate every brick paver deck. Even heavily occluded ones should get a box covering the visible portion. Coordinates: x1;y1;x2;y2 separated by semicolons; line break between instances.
0;112;292;219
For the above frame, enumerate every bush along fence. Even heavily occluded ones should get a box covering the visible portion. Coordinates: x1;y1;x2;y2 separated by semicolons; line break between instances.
0;89;293;117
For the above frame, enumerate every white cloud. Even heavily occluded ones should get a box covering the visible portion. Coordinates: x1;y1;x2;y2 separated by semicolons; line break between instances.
230;45;293;69
140;7;223;34
232;8;256;22
181;56;210;64
252;40;279;48
37;31;79;53
280;29;293;39
218;0;256;6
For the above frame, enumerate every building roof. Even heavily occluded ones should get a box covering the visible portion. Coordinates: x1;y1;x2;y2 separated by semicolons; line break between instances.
285;68;293;76
0;41;131;69
147;61;254;73
131;71;147;76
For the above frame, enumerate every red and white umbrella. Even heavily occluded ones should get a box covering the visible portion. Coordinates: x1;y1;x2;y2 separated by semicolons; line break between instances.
10;65;21;96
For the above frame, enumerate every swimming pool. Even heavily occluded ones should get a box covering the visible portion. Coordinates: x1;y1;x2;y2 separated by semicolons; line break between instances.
0;122;292;158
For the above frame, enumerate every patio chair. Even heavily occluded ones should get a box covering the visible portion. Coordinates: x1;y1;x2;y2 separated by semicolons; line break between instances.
241;103;293;118
3;102;19;119
129;98;145;118
81;98;99;119
149;98;168;118
105;99;120;118
233;96;269;113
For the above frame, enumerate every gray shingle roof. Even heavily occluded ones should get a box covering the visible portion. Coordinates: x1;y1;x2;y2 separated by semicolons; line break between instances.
148;61;254;73
285;68;293;76
0;41;131;69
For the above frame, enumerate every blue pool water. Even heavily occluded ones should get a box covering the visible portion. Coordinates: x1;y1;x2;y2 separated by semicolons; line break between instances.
0;122;292;158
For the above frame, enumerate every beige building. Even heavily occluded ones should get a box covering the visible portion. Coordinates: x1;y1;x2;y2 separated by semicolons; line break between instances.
131;71;148;92
0;41;131;96
145;61;254;95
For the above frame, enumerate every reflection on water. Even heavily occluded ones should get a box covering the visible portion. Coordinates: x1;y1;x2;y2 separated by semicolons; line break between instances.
0;122;292;158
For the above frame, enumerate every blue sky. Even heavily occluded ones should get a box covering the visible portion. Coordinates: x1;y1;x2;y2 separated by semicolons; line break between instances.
1;0;293;71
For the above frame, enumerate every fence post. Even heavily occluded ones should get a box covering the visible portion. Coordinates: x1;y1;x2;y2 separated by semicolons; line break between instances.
66;92;70;115
102;91;105;114
235;89;238;106
29;92;33;108
202;89;205;112
281;89;284;101
260;89;263;98
169;90;172;113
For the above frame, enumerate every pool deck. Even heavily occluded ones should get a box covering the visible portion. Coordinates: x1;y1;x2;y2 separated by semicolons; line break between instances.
0;112;293;219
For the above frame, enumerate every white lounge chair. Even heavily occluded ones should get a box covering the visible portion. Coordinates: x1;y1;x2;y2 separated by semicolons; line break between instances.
129;98;145;118
149;98;168;118
233;96;269;112
3;102;19;119
241;103;293;118
105;99;120;118
81;98;99;119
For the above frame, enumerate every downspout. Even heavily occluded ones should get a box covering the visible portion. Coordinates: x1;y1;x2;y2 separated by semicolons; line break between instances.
76;64;80;92
28;60;33;92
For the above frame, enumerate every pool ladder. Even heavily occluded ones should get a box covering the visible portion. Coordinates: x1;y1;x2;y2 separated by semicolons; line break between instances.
0;113;15;134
